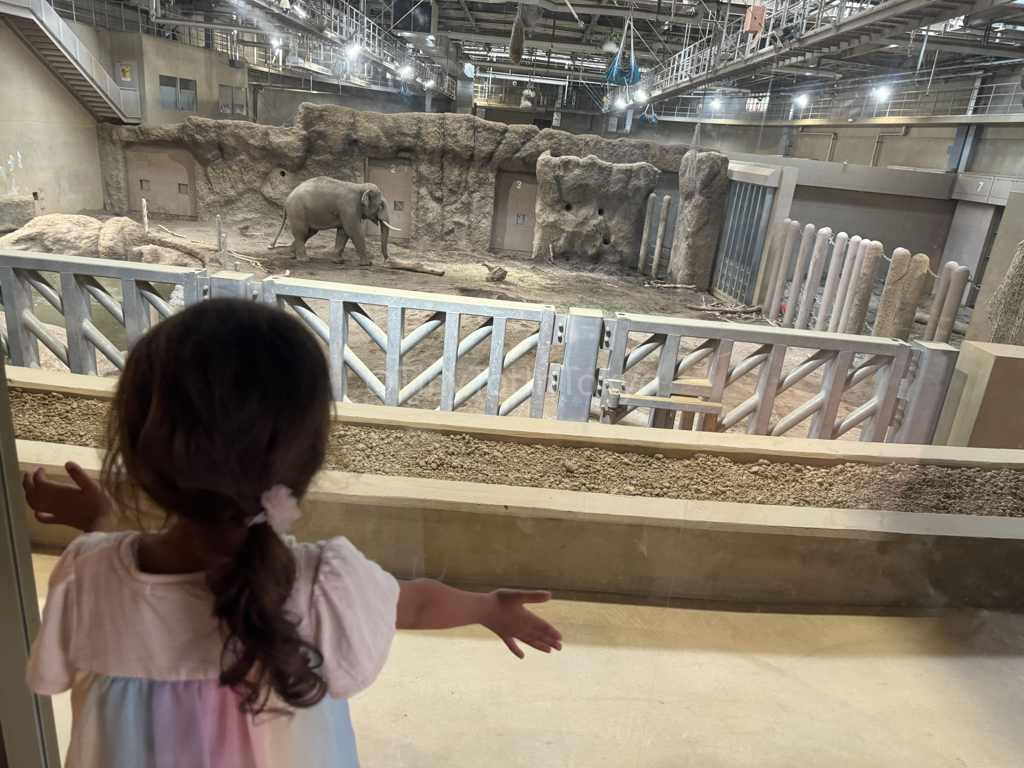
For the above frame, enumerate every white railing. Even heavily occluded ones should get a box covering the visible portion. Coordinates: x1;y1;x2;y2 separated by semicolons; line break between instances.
0;249;950;442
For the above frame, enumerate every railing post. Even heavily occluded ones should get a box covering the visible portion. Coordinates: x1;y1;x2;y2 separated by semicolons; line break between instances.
209;271;254;300
860;342;913;442
59;272;97;375
0;267;39;368
555;307;604;422
888;341;959;445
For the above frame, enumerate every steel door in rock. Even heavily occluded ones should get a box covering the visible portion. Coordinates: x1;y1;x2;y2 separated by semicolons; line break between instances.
492;172;538;252
125;147;196;217
367;158;412;240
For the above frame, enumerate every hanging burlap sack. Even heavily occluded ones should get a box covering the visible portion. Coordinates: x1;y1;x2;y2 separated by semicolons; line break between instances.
510;6;525;64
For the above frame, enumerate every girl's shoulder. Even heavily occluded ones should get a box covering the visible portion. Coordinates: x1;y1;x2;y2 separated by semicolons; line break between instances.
285;537;401;699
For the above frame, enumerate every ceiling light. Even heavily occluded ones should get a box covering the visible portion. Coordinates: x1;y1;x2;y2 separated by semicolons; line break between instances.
400;66;413;79
272;38;282;47
711;98;722;109
615;97;628;109
425;79;436;89
347;43;361;59
874;86;890;101
795;93;809;107
635;90;648;103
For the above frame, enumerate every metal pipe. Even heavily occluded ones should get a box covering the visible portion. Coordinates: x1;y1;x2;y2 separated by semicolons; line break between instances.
797;127;837;162
401;321;495;404
870;125;908;167
453;331;539;409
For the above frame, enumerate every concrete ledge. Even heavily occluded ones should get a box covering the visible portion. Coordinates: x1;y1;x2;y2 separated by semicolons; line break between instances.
18;439;1024;610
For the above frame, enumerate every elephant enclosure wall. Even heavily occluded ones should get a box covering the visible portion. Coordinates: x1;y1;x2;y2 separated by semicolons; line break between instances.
98;105;690;255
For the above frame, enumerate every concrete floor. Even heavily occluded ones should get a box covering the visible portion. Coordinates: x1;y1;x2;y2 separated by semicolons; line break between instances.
31;552;1024;767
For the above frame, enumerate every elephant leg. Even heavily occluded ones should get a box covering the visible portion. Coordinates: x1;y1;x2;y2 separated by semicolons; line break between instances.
292;223;314;261
350;226;371;267
333;228;350;263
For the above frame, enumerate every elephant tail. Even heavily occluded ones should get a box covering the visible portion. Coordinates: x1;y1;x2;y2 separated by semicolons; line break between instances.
271;211;288;247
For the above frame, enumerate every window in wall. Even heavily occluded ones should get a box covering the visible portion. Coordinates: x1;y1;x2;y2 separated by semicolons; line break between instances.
219;85;233;114
746;95;769;112
218;85;248;115
178;183;190;195
159;75;178;109
160;76;198;111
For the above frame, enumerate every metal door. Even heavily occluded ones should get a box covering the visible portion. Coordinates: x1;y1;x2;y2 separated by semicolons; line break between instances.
366;158;412;241
125;148;195;217
711;181;774;306
491;172;538;252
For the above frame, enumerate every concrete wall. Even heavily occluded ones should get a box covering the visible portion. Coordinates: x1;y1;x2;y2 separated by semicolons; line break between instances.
137;34;248;124
0;25;103;215
255;86;427;125
971;125;1024;178
789;186;955;276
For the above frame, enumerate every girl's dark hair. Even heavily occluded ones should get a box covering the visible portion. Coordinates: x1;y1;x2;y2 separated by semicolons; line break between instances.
102;299;333;714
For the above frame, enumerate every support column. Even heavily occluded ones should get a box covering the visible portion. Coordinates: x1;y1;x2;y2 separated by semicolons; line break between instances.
796;226;832;330
783;223;815;328
844;240;883;336
889;341;959;445
816;231;848;331
637;192;657;275
838;238;870;333
766;218;799;322
555;308;604;422
892;253;931;340
650;196;672;280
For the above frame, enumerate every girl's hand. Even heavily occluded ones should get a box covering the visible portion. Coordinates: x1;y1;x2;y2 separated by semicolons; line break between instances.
23;462;116;533
482;589;563;658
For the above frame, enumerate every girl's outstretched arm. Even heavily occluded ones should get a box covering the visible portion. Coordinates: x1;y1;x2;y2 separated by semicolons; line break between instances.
23;462;116;533
397;580;563;658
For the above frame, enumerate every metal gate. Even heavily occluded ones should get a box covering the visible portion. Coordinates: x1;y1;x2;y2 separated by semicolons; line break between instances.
711;180;775;306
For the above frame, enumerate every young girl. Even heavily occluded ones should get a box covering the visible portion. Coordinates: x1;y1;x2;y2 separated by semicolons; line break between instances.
24;299;562;768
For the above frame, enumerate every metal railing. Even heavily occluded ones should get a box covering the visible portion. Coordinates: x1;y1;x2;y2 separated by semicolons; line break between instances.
0;249;950;441
46;0;455;97
650;79;1024;123
599;313;913;442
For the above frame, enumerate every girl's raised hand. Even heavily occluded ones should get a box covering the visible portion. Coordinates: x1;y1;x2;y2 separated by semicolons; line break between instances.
23;462;116;533
482;589;563;658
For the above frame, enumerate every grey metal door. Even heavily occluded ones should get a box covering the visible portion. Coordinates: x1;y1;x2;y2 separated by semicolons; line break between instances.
711;181;774;306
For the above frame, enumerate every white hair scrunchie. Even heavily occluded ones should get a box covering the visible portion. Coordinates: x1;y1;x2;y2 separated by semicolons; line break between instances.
246;485;301;534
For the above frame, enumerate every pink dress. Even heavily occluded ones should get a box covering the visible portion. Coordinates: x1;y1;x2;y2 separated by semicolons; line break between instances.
28;531;399;768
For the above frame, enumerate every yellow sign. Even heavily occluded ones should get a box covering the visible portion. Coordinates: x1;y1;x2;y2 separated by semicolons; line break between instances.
120;63;132;81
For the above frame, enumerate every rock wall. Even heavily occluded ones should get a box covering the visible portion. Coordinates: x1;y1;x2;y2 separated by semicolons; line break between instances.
666;148;730;289
99;105;689;253
532;151;660;268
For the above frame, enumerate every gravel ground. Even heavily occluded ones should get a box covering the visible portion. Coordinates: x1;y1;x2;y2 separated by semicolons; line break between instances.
11;390;1023;517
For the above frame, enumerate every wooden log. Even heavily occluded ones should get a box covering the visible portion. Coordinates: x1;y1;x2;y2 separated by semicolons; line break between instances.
384;258;445;276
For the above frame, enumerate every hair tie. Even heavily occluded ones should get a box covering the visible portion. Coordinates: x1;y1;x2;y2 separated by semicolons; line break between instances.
247;485;301;534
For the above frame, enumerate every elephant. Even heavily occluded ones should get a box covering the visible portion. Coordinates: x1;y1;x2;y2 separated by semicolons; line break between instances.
271;176;400;264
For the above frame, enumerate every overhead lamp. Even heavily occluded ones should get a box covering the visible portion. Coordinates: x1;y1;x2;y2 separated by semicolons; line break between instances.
400;65;413;79
711;98;722;109
634;90;648;103
347;43;361;59
615;97;628;109
794;93;809;107
425;79;436;89
272;38;282;47
874;86;890;101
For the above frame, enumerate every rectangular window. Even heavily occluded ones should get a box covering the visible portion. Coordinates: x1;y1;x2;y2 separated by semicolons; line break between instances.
746;95;769;113
219;85;233;114
178;78;197;110
139;179;150;190
517;214;527;225
159;75;178;109
394;200;405;212
160;76;198;111
233;86;247;115
178;183;190;195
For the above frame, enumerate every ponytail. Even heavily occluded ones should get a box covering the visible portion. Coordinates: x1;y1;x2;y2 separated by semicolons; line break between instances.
208;523;328;714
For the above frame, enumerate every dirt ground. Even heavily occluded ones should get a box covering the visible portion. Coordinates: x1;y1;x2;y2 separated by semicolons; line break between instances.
80;211;883;439
10;389;1021;517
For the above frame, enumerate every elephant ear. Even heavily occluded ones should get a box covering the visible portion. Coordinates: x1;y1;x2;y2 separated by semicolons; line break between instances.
361;188;372;209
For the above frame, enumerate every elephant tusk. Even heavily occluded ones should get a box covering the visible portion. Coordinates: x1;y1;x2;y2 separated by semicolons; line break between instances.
380;221;402;232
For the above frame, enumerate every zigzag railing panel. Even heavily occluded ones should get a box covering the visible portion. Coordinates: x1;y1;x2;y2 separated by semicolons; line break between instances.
262;277;556;418
0;250;205;375
600;313;912;442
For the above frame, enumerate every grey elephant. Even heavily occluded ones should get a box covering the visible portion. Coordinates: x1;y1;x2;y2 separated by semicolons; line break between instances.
271;176;400;264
